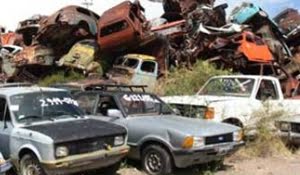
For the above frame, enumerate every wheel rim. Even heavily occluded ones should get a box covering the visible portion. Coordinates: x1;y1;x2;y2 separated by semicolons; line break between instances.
24;164;41;175
145;151;163;174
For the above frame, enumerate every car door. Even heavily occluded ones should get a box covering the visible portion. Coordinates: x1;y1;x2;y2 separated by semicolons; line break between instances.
0;97;13;159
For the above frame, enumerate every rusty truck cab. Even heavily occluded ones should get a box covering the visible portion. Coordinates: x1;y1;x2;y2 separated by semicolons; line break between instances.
98;1;147;51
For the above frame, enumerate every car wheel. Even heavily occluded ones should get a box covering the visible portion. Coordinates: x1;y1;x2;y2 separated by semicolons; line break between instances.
142;145;172;175
20;154;45;175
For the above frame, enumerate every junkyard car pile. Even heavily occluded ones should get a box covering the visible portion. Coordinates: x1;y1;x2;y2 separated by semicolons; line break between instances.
0;0;300;89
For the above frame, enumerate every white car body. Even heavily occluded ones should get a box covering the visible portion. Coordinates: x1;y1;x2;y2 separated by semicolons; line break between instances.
162;75;300;128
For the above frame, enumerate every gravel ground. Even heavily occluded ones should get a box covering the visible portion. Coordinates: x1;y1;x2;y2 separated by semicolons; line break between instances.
118;154;300;175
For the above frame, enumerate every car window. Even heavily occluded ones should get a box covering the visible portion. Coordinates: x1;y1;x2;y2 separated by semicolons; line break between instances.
124;58;139;68
0;98;11;122
76;94;97;115
100;20;129;37
76;7;92;17
0;98;6;121
256;80;279;100
141;61;155;73
96;95;118;116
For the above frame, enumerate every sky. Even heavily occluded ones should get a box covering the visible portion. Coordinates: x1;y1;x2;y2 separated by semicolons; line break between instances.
1;0;300;31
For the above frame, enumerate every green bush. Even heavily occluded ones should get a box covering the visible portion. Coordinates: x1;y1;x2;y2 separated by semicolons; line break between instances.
157;61;231;96
39;70;85;86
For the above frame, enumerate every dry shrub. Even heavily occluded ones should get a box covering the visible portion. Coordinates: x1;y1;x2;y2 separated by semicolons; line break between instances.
241;102;292;158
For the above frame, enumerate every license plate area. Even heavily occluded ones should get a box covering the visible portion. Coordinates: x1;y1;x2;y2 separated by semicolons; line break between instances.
215;145;233;155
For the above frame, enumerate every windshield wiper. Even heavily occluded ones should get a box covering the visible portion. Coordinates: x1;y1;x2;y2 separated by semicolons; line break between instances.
46;111;82;119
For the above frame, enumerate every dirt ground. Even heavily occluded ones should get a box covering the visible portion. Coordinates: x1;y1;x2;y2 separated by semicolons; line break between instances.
118;154;300;175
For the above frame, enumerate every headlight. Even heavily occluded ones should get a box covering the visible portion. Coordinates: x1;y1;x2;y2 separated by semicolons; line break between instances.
114;136;125;146
204;107;215;119
233;130;243;142
56;146;69;158
279;122;291;131
182;136;204;149
193;137;205;148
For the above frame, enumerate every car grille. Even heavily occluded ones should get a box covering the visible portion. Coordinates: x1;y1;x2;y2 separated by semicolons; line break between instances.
58;137;115;156
173;104;206;118
205;133;233;145
291;123;300;133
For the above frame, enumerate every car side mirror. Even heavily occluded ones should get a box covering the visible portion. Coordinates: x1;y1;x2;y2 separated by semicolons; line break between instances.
107;109;123;118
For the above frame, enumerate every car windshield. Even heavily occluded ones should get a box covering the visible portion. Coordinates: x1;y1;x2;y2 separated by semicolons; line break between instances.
118;93;173;116
114;57;139;68
10;91;84;123
198;77;255;97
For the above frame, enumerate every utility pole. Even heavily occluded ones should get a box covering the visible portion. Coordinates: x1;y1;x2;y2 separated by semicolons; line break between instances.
82;0;93;9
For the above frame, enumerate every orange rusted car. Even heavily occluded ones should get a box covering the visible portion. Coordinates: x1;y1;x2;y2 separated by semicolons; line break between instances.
98;1;149;51
236;31;273;63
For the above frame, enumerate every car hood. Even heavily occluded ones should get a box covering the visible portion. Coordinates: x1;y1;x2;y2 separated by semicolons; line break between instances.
23;118;126;144
128;115;240;137
162;95;248;106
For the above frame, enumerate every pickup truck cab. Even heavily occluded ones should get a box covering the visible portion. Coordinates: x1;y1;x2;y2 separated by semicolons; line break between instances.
162;75;300;129
107;54;158;91
0;83;129;175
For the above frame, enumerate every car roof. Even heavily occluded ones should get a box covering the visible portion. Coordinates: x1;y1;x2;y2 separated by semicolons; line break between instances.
0;86;67;97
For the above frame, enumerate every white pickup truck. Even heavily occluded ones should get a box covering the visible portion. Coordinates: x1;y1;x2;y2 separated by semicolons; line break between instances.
162;75;300;129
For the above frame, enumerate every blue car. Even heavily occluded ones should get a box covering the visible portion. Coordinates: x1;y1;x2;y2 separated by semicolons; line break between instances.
0;152;11;175
230;2;268;24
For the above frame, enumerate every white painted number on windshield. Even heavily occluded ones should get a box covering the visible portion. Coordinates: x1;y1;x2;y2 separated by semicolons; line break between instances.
39;98;79;107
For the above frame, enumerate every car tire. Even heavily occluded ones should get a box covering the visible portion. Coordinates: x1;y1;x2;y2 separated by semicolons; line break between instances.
141;145;172;175
20;154;46;175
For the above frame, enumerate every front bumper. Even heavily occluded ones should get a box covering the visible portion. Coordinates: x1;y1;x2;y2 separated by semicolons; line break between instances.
279;131;300;145
42;145;129;175
173;141;244;168
0;161;12;173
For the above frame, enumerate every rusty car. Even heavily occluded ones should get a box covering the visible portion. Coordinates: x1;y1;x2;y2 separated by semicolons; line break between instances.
36;5;100;56
13;44;54;67
98;1;152;52
57;39;102;76
16;15;46;46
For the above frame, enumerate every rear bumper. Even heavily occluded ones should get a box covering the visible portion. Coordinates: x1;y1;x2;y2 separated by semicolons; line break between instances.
173;142;244;168
42;145;129;174
279;131;300;145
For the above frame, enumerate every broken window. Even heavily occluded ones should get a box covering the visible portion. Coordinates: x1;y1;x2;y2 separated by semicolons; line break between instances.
100;20;129;37
141;61;155;73
123;58;139;68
